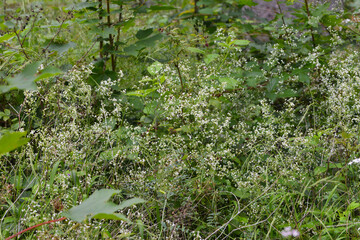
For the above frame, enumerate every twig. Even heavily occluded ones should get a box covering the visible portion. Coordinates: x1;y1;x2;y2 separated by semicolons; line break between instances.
42;11;72;55
304;0;316;47
75;40;97;67
173;62;184;91
5;217;67;240
13;28;29;59
106;0;116;71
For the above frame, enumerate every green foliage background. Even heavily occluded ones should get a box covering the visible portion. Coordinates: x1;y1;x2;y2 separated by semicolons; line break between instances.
1;0;360;239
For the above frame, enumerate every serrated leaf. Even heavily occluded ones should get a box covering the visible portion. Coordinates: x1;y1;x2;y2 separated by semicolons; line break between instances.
0;132;29;155
62;189;145;222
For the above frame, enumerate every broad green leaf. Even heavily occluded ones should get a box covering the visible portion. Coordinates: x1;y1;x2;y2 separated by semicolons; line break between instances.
47;41;76;54
231;40;250;46
35;67;63;81
199;8;214;15
235;0;258;6
92;213;131;222
0;32;16;43
118;198;147;209
0;62;63;93
0;132;29;155
127;88;156;97
147;61;162;75
218;77;238;89
62;189;145;222
66;2;99;11
2;62;41;92
187;47;205;54
136;28;153;40
314;166;327;175
204;54;219;64
347;202;360;211
149;5;176;11
136;33;163;47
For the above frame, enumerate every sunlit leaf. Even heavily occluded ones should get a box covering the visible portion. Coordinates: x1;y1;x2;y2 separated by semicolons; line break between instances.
62;189;145;222
0;132;29;155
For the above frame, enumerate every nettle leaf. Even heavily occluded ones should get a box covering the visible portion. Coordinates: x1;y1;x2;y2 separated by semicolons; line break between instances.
0;132;29;155
62;189;145;223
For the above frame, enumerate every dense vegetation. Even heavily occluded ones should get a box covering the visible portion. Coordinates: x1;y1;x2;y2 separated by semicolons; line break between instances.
1;0;360;239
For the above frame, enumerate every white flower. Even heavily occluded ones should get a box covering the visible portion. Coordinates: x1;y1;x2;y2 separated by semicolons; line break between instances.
348;158;360;165
281;226;300;238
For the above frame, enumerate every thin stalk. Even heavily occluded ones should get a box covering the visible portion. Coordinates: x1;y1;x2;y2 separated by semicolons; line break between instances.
276;0;286;26
217;48;230;72
99;0;103;59
114;4;123;65
304;0;316;47
106;0;116;71
174;62;184;91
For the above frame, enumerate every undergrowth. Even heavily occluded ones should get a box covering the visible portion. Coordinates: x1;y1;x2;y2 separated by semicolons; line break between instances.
1;0;360;239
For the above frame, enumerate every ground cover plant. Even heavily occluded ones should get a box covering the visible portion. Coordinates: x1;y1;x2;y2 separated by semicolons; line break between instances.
1;0;360;239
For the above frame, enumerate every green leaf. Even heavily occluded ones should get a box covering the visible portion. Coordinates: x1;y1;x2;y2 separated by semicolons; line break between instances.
136;28;153;39
1;62;41;92
66;2;100;11
147;61;162;75
47;41;76;55
218;77;238;89
231;40;250;46
314;166;327;175
0;132;29;155
92;213;131;222
0;32;16;43
235;0;258;6
187;47;205;54
0;62;63;93
62;189;145;222
199;7;214;15
347;202;360;211
149;5;176;11
204;54;219;64
49;161;61;189
35;67;63;81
